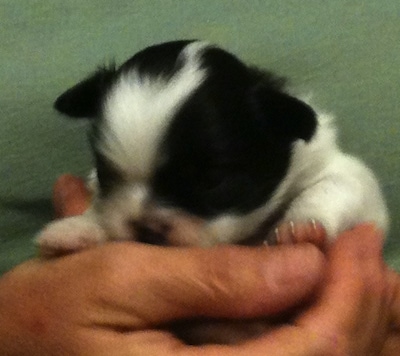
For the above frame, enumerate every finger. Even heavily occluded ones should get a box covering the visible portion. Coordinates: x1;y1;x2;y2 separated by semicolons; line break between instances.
387;269;400;329
379;332;400;356
296;223;388;352
79;328;323;356
53;174;90;218
272;220;327;250
69;329;186;356
86;242;325;329
380;269;400;356
380;332;400;356
90;325;346;356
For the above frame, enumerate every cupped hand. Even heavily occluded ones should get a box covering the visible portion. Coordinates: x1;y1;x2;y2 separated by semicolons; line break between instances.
0;235;326;355
0;175;397;355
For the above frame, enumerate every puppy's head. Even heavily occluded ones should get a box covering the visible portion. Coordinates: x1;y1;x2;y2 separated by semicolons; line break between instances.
55;40;317;246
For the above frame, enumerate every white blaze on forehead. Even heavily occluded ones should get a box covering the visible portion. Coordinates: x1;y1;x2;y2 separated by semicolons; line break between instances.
99;41;209;179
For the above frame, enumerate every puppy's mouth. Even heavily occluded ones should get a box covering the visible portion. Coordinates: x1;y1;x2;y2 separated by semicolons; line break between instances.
127;210;206;246
127;207;285;248
132;220;170;245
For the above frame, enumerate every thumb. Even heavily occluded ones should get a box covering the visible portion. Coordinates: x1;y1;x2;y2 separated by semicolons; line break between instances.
238;224;388;356
53;174;90;218
100;242;326;327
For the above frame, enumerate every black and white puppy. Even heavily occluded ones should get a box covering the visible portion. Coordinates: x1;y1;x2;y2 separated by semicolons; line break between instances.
37;40;388;253
36;40;388;344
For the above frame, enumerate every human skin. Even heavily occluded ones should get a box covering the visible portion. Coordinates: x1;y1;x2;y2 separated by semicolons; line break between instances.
0;175;398;355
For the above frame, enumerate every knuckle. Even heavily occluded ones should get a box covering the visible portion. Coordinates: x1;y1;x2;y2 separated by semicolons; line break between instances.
87;243;136;286
201;246;265;301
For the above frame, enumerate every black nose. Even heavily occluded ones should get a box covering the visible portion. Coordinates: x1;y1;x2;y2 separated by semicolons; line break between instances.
132;221;170;245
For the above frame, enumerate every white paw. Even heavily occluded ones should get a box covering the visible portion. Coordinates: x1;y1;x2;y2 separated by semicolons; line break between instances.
35;216;107;257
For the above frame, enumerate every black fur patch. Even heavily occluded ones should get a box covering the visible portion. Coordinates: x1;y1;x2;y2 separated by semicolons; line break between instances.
150;45;316;217
120;40;195;79
54;66;116;118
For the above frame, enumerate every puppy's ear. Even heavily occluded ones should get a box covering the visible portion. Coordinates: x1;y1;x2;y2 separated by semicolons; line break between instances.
54;66;116;118
251;87;317;142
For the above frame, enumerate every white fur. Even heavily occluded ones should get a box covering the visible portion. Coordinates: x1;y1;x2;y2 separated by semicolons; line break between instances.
99;41;209;179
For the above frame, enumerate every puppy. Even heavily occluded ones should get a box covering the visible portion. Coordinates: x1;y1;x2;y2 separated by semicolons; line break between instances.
37;40;389;342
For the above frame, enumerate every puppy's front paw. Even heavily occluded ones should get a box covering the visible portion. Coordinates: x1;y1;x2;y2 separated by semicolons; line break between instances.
36;216;107;257
266;220;327;249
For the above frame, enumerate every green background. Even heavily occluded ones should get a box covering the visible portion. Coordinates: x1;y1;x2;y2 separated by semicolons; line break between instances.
1;1;399;274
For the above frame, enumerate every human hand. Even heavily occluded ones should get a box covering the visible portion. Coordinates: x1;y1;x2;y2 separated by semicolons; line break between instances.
278;224;390;355
48;175;400;355
0;175;327;354
0;174;396;355
0;225;392;355
380;270;400;355
0;234;325;355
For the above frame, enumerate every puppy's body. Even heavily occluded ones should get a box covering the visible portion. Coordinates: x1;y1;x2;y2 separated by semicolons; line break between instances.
37;40;388;343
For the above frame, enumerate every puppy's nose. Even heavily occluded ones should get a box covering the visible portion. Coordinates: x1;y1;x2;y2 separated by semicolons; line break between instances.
132;220;170;245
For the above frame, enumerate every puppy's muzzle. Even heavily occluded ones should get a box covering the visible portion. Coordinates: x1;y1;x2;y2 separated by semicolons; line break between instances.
131;219;171;245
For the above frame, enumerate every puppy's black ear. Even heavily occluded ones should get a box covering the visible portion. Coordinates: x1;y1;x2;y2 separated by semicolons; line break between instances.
54;66;116;118
250;87;317;142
